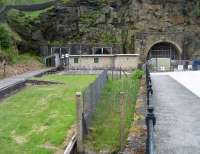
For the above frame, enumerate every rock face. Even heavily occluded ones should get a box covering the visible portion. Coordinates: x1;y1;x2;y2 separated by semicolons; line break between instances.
41;6;79;41
6;0;200;59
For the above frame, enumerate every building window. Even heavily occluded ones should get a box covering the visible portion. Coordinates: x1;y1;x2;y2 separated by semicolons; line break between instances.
74;58;79;63
94;57;99;63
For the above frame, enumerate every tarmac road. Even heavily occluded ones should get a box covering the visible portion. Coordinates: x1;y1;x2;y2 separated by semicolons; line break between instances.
151;74;200;154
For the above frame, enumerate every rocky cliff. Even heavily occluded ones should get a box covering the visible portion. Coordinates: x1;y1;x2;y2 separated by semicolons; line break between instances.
5;0;200;58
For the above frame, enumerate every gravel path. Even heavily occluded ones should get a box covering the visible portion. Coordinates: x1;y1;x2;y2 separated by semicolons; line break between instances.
151;74;200;154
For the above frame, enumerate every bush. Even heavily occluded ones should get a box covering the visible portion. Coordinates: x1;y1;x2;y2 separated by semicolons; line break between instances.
0;26;12;49
132;69;144;80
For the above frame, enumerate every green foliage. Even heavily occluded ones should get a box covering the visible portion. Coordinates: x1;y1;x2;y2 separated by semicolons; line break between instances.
7;8;44;27
0;23;22;42
132;69;144;80
0;26;12;49
80;10;102;25
0;46;41;65
98;31;118;43
193;1;200;17
1;0;49;5
85;72;140;152
23;7;53;19
0;75;96;154
7;9;27;28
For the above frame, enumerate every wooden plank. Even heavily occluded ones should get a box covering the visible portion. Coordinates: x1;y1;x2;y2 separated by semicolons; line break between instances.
64;134;77;154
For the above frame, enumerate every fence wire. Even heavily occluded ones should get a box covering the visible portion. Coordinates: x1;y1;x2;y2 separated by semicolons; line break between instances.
82;70;108;135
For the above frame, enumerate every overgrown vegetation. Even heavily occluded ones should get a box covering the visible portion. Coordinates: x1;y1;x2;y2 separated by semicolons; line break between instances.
85;70;143;152
0;25;12;49
7;9;36;26
23;6;53;19
0;75;96;154
1;0;50;5
0;24;40;64
193;1;200;17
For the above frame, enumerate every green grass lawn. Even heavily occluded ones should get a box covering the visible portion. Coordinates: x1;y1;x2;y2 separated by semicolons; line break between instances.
0;75;96;154
2;0;50;5
85;71;141;152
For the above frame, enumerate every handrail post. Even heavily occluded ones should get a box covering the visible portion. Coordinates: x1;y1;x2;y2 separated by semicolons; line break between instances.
146;106;156;154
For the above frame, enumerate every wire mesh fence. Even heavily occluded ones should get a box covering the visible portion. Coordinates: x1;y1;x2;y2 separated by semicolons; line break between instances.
75;69;141;153
82;70;108;135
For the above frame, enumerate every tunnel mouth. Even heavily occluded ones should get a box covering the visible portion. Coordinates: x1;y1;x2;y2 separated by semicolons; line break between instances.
147;42;180;60
147;42;181;72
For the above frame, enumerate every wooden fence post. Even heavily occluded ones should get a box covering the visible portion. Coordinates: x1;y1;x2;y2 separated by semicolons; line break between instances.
120;66;122;79
120;92;125;151
76;92;83;153
112;67;114;80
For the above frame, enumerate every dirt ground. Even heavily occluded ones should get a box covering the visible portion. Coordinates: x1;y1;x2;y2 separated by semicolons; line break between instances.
0;61;44;78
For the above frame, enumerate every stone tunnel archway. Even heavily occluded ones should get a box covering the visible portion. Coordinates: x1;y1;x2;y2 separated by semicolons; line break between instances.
147;41;181;60
146;41;182;71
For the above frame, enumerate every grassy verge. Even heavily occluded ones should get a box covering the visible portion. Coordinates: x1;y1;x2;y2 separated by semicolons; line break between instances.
85;70;142;152
0;75;96;154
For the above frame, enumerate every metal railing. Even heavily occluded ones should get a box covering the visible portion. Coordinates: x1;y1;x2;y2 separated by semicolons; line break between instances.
145;64;156;154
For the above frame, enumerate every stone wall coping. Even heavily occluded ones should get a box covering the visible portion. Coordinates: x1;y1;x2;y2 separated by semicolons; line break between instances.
69;54;140;57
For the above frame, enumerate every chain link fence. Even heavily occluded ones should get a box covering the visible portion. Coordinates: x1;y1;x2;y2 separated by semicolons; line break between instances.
82;70;108;136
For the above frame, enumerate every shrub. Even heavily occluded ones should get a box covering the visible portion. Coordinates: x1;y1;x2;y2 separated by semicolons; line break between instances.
0;26;12;49
132;69;144;80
